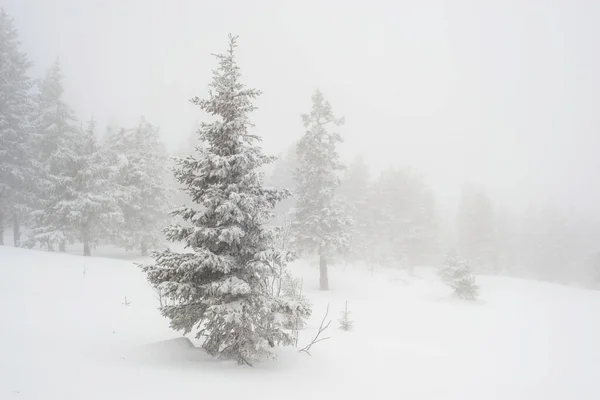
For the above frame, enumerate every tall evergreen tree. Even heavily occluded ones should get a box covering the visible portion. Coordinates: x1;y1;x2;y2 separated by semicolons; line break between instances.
31;118;123;255
29;60;82;251
74;119;124;255
107;118;171;255
292;90;352;290
141;36;307;365
0;9;35;246
33;61;80;168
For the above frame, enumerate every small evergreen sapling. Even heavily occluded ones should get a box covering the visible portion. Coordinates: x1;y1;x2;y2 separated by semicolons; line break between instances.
338;300;353;331
439;255;479;300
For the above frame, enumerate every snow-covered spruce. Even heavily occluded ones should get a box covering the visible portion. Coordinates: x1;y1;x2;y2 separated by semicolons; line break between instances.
105;117;171;255
30;117;123;256
140;35;310;365
0;9;35;247
292;90;352;290
439;255;479;300
28;60;83;252
338;300;353;331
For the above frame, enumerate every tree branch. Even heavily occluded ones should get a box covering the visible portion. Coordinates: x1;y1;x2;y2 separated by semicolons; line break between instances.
299;303;331;356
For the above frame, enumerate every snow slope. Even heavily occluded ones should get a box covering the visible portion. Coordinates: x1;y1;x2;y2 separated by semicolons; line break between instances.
1;246;599;399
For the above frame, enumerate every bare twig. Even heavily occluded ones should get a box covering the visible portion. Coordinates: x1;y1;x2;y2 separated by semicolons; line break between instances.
299;303;331;356
122;296;131;306
239;355;253;367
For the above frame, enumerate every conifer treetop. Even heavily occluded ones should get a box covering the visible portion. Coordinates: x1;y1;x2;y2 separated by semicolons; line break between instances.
190;35;262;151
170;34;284;243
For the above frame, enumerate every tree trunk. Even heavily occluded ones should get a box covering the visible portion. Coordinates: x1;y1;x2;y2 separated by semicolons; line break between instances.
83;224;91;256
47;241;54;252
13;214;20;247
141;240;148;256
319;250;329;291
59;240;66;252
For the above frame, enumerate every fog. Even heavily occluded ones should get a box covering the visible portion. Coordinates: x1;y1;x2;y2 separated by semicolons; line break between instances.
8;0;600;219
4;1;600;395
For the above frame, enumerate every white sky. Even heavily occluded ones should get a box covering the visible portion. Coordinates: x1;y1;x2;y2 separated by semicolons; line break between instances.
5;0;600;217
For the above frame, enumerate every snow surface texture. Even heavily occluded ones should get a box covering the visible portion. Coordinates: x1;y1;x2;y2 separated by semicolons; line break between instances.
1;245;599;399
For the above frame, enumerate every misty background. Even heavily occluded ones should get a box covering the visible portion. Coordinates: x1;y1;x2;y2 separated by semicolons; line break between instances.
5;0;600;281
4;1;600;393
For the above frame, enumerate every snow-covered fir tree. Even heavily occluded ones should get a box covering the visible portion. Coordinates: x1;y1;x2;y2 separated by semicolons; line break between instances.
0;9;35;246
29;60;84;252
439;254;479;300
31;118;123;256
292;90;352;290
71;119;123;256
140;35;309;365
32;60;80;171
107;117;171;255
338;300;353;331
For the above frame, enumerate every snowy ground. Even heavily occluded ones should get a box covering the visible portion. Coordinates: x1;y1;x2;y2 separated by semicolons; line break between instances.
1;245;600;399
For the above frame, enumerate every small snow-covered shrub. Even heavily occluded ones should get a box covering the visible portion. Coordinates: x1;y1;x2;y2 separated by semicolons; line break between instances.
338;301;353;331
439;255;479;300
280;270;312;330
